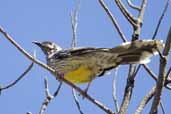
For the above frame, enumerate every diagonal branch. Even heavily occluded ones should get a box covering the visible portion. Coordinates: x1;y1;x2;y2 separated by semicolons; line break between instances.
0;62;33;93
135;86;156;114
72;89;84;114
0;26;115;114
115;0;136;26
137;0;147;25
152;0;170;39
160;101;166;114
143;64;157;81
143;64;171;90
165;66;171;80
150;26;171;114
99;0;127;42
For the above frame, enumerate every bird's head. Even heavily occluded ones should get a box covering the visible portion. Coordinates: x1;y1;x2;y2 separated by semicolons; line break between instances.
33;41;62;57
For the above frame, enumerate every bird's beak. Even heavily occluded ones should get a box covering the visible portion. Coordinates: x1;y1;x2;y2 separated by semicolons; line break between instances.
32;41;42;46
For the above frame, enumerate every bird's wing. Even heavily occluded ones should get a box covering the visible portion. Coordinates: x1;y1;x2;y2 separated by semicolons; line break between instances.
51;47;111;60
48;47;117;74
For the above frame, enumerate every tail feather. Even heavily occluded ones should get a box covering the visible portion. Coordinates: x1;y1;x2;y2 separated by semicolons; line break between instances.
111;40;164;65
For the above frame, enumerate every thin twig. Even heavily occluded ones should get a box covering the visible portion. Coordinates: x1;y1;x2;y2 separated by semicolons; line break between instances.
135;86;156;114
133;65;141;76
143;64;171;90
115;0;136;26
72;89;84;114
160;101;166;114
137;0;147;24
165;66;171;80
53;82;63;97
143;64;157;81
40;78;53;114
150;26;171;114
0;26;115;114
70;0;80;47
152;0;169;39
99;0;127;42
39;78;62;114
112;68;119;114
165;66;171;89
0;62;33;93
126;0;141;11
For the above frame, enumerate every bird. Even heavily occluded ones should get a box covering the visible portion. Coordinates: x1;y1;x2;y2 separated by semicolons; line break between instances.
33;40;164;85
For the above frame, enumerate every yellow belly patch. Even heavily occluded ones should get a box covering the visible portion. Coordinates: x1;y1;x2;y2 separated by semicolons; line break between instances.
64;65;94;84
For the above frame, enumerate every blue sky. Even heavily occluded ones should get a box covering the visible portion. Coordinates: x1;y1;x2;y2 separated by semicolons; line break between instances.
0;0;171;114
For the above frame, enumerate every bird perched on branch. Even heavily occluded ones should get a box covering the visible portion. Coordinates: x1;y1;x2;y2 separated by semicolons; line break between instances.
33;40;164;84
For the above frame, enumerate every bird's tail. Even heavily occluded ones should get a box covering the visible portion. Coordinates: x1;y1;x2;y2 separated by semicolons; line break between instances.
110;40;164;65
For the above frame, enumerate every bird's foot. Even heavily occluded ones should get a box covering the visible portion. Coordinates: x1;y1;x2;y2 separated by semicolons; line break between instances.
56;72;65;82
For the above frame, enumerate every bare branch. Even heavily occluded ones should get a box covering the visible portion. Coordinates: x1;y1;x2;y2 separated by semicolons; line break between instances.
119;65;137;114
163;27;171;56
53;82;63;97
143;64;171;90
70;0;80;47
99;0;127;42
39;78;62;114
135;86;156;114
40;78;53;114
126;0;141;11
0;62;33;93
72;89;84;114
137;0;147;24
112;68;119;114
114;0;136;26
143;64;157;81
0;26;115;114
160;101;166;114
150;26;171;114
133;65;141;76
152;0;169;39
166;66;171;80
132;0;147;40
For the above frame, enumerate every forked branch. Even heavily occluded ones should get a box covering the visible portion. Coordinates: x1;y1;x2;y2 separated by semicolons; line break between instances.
126;0;141;11
115;0;136;26
39;78;62;114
